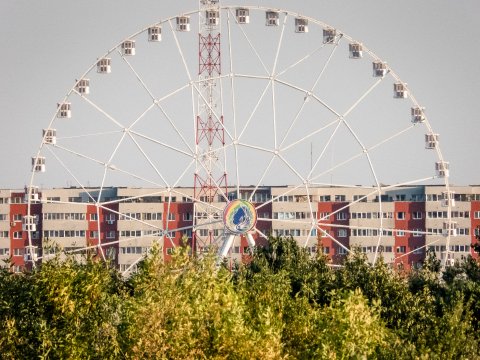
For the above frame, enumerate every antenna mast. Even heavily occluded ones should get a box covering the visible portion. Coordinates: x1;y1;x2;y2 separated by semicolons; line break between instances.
193;0;228;253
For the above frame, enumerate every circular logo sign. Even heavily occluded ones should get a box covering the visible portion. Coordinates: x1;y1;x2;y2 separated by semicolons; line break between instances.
223;199;257;235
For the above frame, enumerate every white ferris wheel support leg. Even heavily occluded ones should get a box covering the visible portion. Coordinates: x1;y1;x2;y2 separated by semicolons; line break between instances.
246;232;256;250
218;233;236;259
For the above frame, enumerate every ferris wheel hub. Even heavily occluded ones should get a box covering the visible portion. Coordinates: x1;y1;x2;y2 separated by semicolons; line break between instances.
223;199;257;235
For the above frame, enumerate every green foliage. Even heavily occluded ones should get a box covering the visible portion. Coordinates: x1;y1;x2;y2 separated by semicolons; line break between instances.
1;237;480;359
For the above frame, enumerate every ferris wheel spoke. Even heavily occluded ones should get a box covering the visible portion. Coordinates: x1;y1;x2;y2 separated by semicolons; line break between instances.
129;130;194;158
271;12;288;76
255;182;306;211
41;148;98;203
281;117;339;152
101;189;170;206
248;154;277;203
304;183;317;220
171;158;196;189
126;132;171;188
366;124;416;153
226;11;241;199
343;77;385;119
237;80;271;141
237;142;274;154
233;11;269;75
263;217;312;226
342;118;387;186
119;49;156;100
271;80;278;150
307;119;343;180
266;77;340;119
93;209;107;262
277;153;307;184
168;19;193;82
276;43;327;78
300;225;316;249
393;237;442;263
278;43;340;150
49;144;108;169
52;142;166;188
233;142;241;199
306;125;426;186
152;90;196;154
57;130;124;141
170;189;223;212
100;130;129;186
74;90;125;129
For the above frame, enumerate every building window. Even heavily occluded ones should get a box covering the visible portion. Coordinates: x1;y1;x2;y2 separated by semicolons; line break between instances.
336;212;347;221
412;212;422;220
474;211;480;219
90;213;98;221
167;213;175;221
319;212;330;220
183;212;192;221
13;214;22;222
106;231;116;239
353;195;367;202
337;246;347;255
396;230;405;237
120;264;138;272
338;229;347;238
142;212;162;221
397;212;406;220
89;231;99;239
13;231;23;239
120;213;141;221
13;248;24;256
396;246;406;254
413;229;423;237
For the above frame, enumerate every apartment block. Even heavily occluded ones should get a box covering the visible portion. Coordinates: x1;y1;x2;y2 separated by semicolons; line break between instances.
0;185;478;273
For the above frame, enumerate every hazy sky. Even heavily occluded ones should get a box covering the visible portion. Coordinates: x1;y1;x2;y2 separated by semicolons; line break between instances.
1;0;479;189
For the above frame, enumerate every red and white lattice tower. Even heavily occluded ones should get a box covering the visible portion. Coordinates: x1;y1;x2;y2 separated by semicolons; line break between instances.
193;0;228;253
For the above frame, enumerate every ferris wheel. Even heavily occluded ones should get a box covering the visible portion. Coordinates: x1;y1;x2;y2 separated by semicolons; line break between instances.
26;4;453;274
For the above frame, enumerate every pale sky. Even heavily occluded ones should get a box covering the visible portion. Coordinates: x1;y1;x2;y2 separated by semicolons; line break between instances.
1;0;479;189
